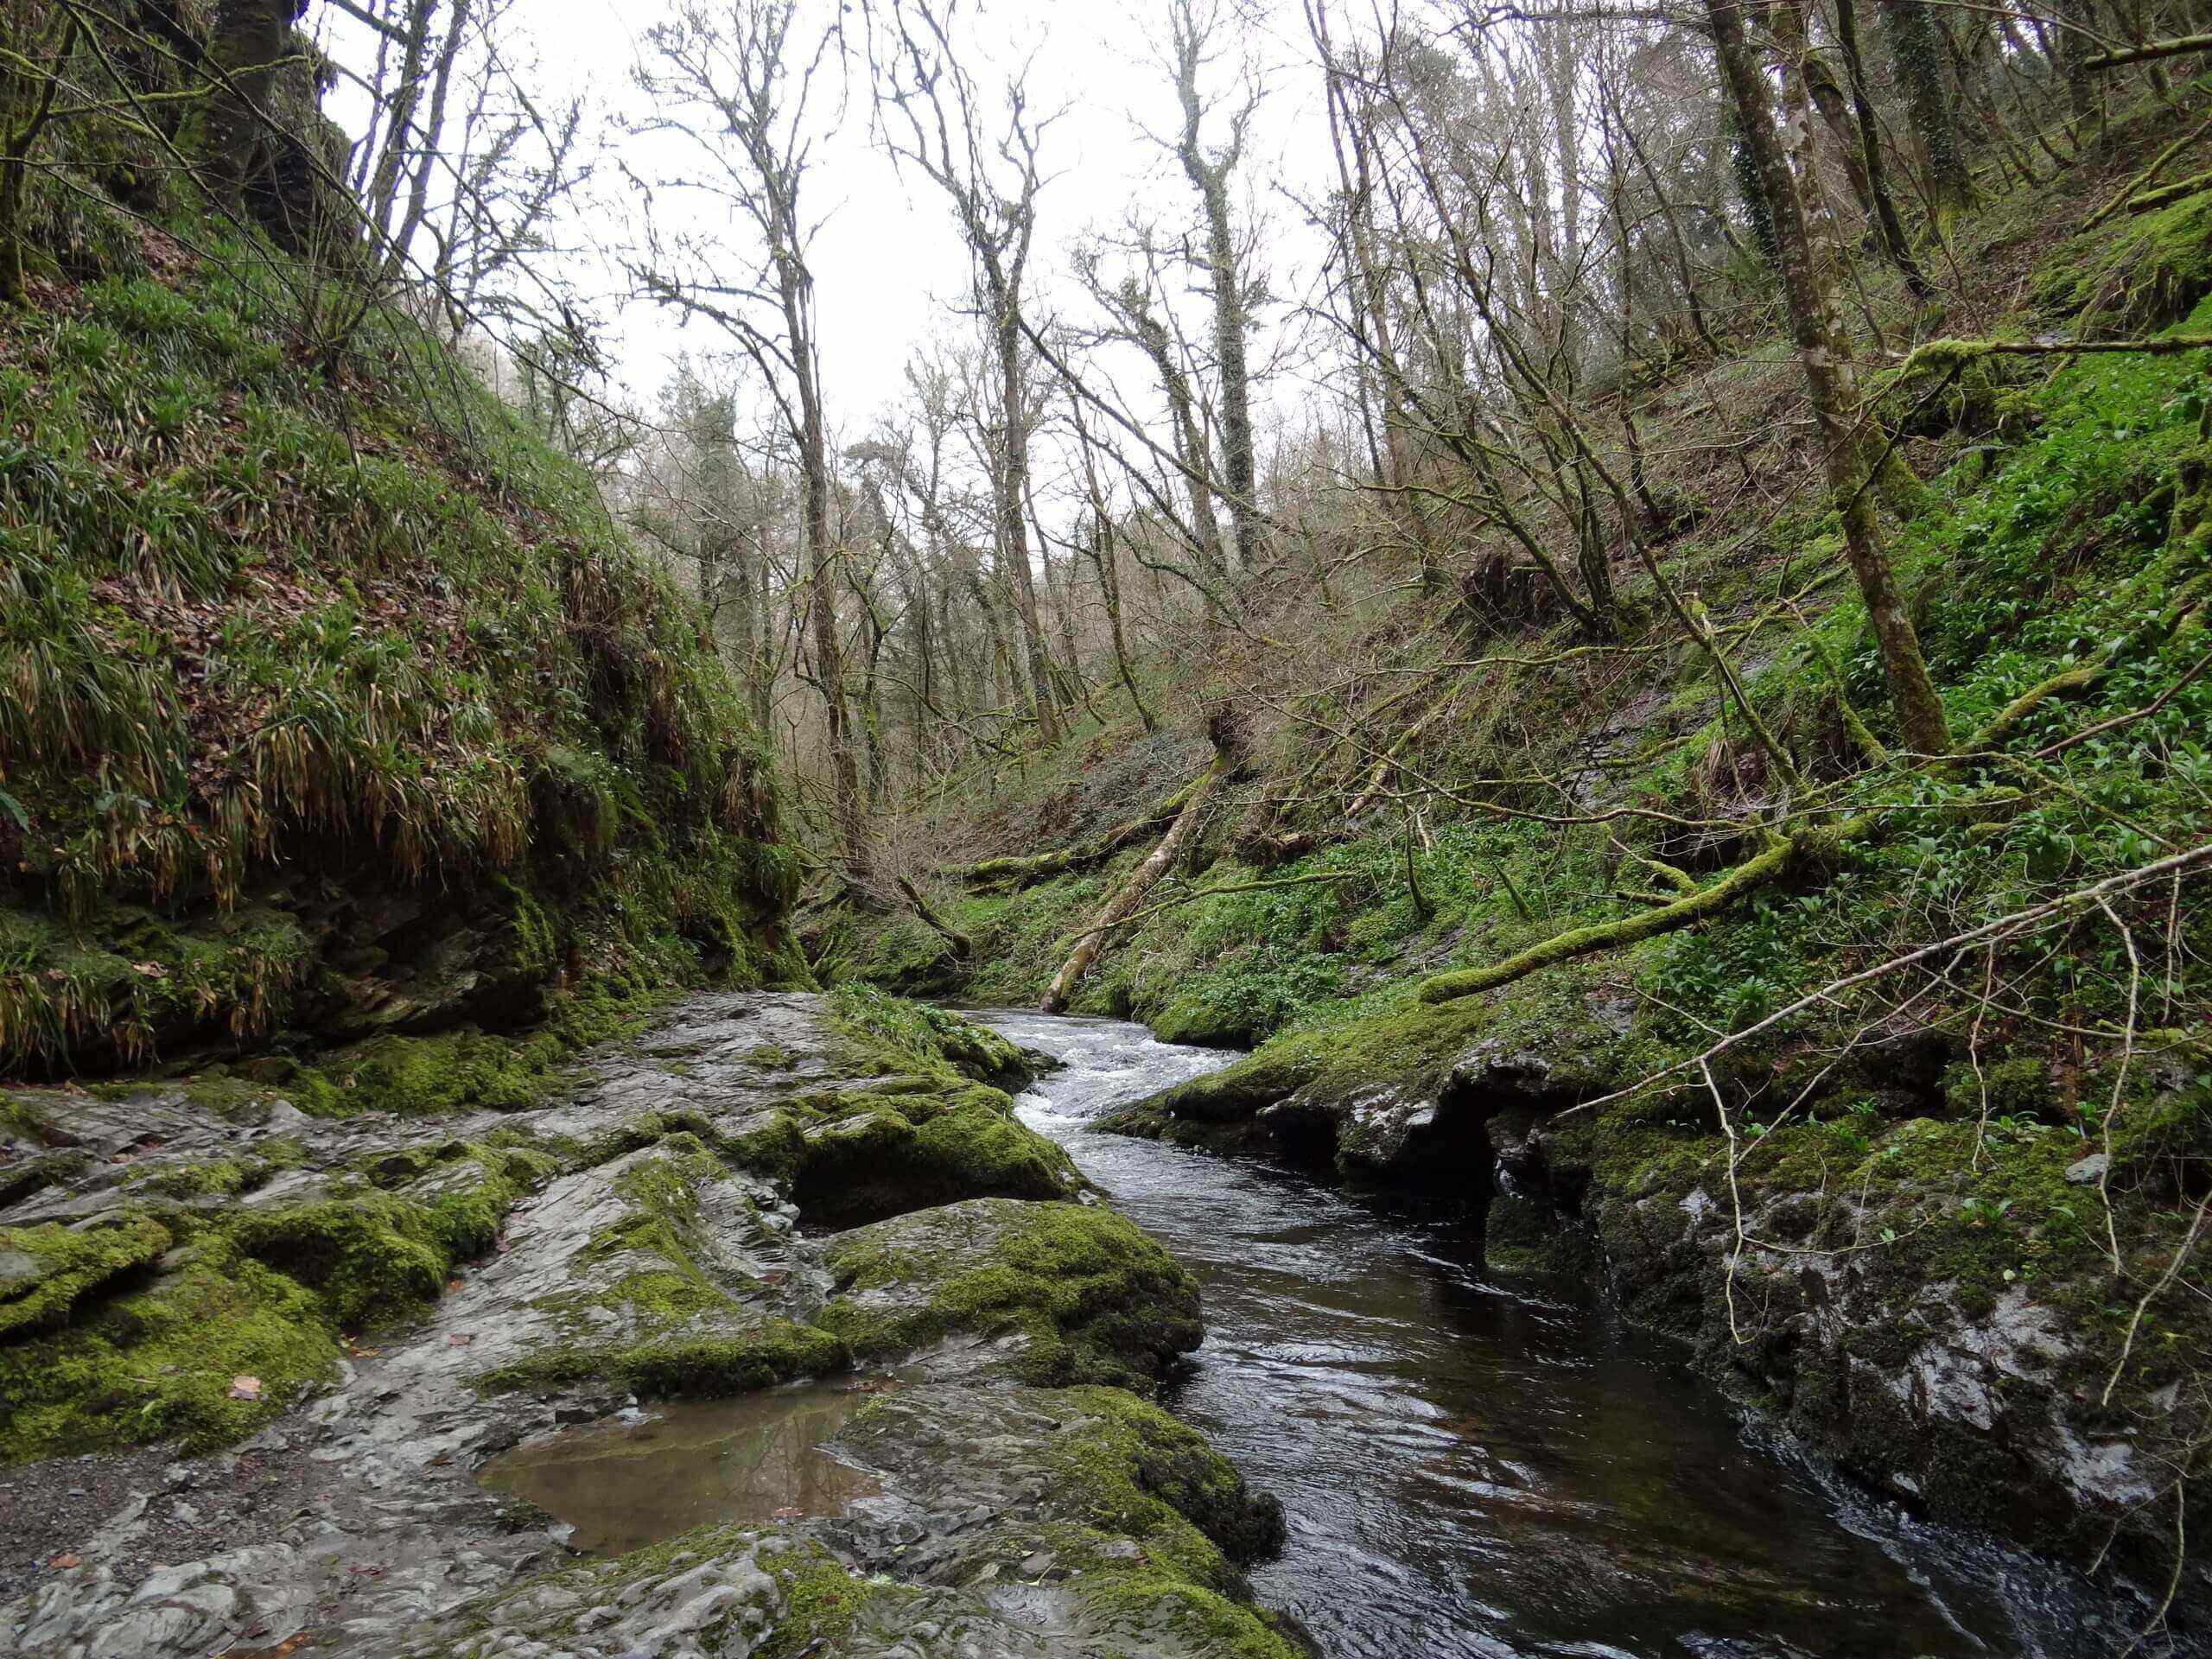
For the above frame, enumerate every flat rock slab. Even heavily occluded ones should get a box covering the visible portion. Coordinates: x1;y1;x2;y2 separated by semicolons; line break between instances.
0;994;1294;1659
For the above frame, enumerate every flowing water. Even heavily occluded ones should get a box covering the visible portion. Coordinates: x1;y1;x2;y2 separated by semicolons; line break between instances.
981;1009;2156;1659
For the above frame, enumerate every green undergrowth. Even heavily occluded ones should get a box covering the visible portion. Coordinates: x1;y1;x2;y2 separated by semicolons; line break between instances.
0;217;799;1073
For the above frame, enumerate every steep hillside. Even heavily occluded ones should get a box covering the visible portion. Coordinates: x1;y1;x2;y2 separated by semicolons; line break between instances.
0;236;801;1084
830;93;2212;1617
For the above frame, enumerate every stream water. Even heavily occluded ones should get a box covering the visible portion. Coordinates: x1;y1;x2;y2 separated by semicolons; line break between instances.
982;1009;2152;1659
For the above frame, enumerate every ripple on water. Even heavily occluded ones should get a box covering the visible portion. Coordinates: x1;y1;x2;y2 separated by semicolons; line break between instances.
980;1009;2177;1659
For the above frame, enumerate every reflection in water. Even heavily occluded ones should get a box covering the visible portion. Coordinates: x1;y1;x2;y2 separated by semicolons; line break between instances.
982;1010;2160;1659
476;1386;880;1554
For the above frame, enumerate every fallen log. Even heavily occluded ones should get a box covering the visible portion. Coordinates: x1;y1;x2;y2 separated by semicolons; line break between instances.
1415;576;2208;1006
1041;750;1236;1014
956;770;1209;892
895;875;974;961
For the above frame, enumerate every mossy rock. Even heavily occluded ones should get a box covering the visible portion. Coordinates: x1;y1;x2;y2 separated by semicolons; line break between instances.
469;1316;849;1401
1051;1385;1287;1573
819;1198;1204;1388
0;1241;341;1459
789;1096;1085;1229
0;1212;174;1339
2035;188;2212;336
822;984;1038;1091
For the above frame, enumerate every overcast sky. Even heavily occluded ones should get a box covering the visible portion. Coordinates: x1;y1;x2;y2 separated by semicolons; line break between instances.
321;0;1345;446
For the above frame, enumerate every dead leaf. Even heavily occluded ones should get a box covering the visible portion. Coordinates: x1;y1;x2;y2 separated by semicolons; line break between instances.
50;1554;79;1569
230;1375;263;1402
447;1332;474;1348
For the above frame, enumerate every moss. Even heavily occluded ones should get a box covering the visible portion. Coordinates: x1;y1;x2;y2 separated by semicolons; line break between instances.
823;984;1034;1090
228;1193;453;1328
0;1212;174;1339
125;1137;304;1199
789;1096;1083;1229
0;1242;340;1460
756;1542;869;1659
0;1091;54;1143
1073;1567;1308;1659
226;1160;540;1332
470;1316;848;1398
2035;188;2212;336
818;1201;1201;1388
0;216;799;1079
292;1028;551;1118
1051;1385;1287;1574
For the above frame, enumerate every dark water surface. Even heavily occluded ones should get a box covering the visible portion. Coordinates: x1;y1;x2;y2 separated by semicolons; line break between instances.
982;1009;2147;1659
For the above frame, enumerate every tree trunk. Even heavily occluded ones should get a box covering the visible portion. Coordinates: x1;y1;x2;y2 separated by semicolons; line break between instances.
382;0;472;277
1127;289;1227;585
1832;0;1933;296
1;7;78;307
1041;750;1233;1013
1175;55;1258;573
798;391;868;877
1094;518;1154;734
1707;0;1951;757
205;0;307;213
993;307;1060;742
1879;0;1974;225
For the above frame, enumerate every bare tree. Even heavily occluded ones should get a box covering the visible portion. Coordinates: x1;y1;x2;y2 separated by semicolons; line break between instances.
1166;0;1263;573
872;0;1064;742
633;0;872;879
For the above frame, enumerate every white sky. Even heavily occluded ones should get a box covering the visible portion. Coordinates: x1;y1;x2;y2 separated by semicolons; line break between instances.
321;0;1346;442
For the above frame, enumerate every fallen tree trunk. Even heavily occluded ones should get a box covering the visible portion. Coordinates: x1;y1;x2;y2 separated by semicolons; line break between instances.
895;875;973;961
1416;576;2208;1006
2080;32;2212;71
956;770;1209;892
1041;753;1234;1014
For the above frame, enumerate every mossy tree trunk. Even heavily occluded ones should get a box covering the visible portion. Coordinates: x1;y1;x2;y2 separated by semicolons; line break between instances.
1708;0;1951;758
0;3;79;307
1833;0;1931;297
1879;0;1974;226
1172;1;1259;575
204;0;308;214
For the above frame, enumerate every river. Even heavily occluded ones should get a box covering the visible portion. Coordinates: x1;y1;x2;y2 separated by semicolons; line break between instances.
981;1008;2150;1659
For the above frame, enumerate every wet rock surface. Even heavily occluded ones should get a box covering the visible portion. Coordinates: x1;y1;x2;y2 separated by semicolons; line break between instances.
0;993;1294;1657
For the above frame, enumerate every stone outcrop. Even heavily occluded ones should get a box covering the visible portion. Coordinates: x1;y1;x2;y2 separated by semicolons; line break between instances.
0;993;1299;1658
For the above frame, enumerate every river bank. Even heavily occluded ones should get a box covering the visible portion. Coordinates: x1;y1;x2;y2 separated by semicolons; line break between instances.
987;1008;2180;1659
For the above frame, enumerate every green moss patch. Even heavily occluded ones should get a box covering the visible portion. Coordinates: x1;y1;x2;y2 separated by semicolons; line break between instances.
470;1317;849;1400
2035;187;2212;336
0;1239;341;1459
823;984;1035;1089
819;1199;1202;1388
0;1213;174;1339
